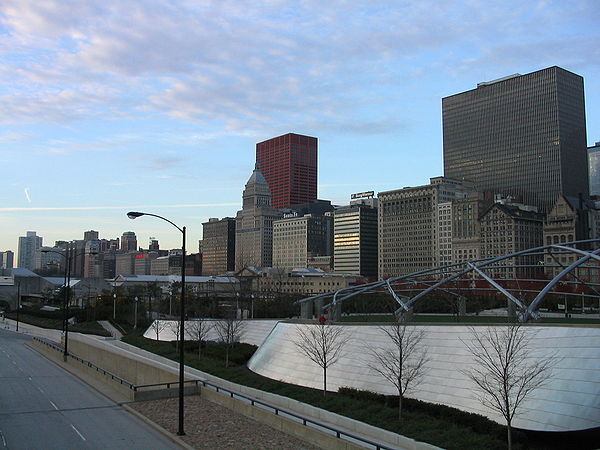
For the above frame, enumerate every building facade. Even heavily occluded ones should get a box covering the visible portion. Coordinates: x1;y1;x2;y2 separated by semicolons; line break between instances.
333;199;378;277
235;165;283;270
480;202;544;278
589;142;600;197
256;133;317;208
202;217;236;276
443;66;588;213
451;192;491;264
18;231;42;270
378;177;472;279
121;231;138;252
272;214;332;270
0;251;14;270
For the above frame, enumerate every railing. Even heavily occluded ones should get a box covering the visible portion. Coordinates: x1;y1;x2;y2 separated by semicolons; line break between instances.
33;337;135;389
34;336;395;450
137;378;395;450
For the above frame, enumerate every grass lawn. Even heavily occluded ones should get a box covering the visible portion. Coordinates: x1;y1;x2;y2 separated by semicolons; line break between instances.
6;312;111;337
122;330;593;450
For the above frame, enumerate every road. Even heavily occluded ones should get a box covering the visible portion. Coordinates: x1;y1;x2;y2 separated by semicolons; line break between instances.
0;328;181;449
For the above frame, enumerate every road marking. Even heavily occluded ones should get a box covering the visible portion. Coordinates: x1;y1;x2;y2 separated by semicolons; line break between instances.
70;425;86;441
0;430;6;447
49;400;58;410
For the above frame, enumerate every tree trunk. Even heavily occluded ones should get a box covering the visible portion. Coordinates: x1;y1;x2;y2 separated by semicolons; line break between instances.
323;366;327;396
507;421;512;450
399;393;403;420
225;346;229;368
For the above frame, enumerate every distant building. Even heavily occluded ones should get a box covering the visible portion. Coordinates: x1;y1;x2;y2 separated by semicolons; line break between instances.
273;214;332;270
202;217;236;276
0;250;14;270
589;142;600;196
134;252;158;275
443;66;588;212
543;194;596;276
121;231;138;252
480;201;544;278
451;192;491;264
18;231;42;270
256;133;318;208
151;250;182;276
333;196;378;277
34;246;64;274
378;177;473;278
235;164;283;270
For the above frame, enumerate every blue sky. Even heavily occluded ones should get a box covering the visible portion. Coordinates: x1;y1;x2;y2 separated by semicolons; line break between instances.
1;0;599;254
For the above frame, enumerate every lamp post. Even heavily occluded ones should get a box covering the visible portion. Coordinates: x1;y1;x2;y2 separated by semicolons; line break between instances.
42;244;96;360
16;281;20;332
42;246;72;360
113;293;117;320
128;211;186;436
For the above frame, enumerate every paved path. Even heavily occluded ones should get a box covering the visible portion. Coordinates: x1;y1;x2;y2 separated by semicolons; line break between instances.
0;328;181;449
98;320;124;339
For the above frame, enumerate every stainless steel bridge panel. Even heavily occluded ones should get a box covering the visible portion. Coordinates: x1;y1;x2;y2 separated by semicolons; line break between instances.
246;322;600;432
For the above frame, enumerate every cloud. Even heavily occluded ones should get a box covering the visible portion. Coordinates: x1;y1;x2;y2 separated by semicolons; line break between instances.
0;203;239;212
0;0;598;135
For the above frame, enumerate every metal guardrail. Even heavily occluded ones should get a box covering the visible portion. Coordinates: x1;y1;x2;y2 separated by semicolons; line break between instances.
33;336;394;450
137;378;395;450
33;337;135;389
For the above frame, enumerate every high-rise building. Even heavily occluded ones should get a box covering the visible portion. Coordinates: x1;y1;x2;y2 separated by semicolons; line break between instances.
235;164;283;270
0;250;14;269
333;197;378;277
256;133;317;209
443;66;588;213
18;231;42;270
121;231;138;252
589;142;600;197
378;177;473;278
202;217;236;276
273;214;333;270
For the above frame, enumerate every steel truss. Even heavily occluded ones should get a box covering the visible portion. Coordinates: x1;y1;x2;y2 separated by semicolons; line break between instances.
295;240;600;322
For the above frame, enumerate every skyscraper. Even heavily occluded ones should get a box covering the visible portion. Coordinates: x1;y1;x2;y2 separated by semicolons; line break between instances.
17;231;42;270
202;217;236;275
121;231;138;252
443;66;588;213
235;164;283;270
256;133;317;209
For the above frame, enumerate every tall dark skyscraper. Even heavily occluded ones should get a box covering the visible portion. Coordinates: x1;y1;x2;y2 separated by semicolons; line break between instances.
443;66;588;212
256;133;317;209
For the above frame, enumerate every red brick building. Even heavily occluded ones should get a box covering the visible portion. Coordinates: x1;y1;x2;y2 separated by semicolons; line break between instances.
256;133;317;209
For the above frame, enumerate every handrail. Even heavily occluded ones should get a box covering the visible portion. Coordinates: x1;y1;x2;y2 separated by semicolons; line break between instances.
137;378;395;450
33;336;395;450
32;337;136;389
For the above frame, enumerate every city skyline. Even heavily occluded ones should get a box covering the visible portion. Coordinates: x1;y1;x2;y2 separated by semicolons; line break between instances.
1;1;599;253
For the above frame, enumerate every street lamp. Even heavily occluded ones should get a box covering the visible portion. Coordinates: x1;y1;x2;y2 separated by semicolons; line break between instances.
42;245;97;360
127;211;187;436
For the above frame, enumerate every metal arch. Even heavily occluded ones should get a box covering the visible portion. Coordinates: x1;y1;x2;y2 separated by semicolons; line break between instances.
294;239;600;321
522;246;600;322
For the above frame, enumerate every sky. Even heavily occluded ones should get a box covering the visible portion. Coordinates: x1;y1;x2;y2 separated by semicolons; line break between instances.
1;0;599;255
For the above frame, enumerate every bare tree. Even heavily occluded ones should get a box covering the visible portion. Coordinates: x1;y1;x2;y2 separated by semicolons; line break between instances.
186;319;213;359
461;324;557;450
294;319;347;396
168;320;181;351
214;314;246;367
149;319;167;341
368;316;428;419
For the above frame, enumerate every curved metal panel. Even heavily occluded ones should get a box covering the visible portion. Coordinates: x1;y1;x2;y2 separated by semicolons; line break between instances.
247;322;600;432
